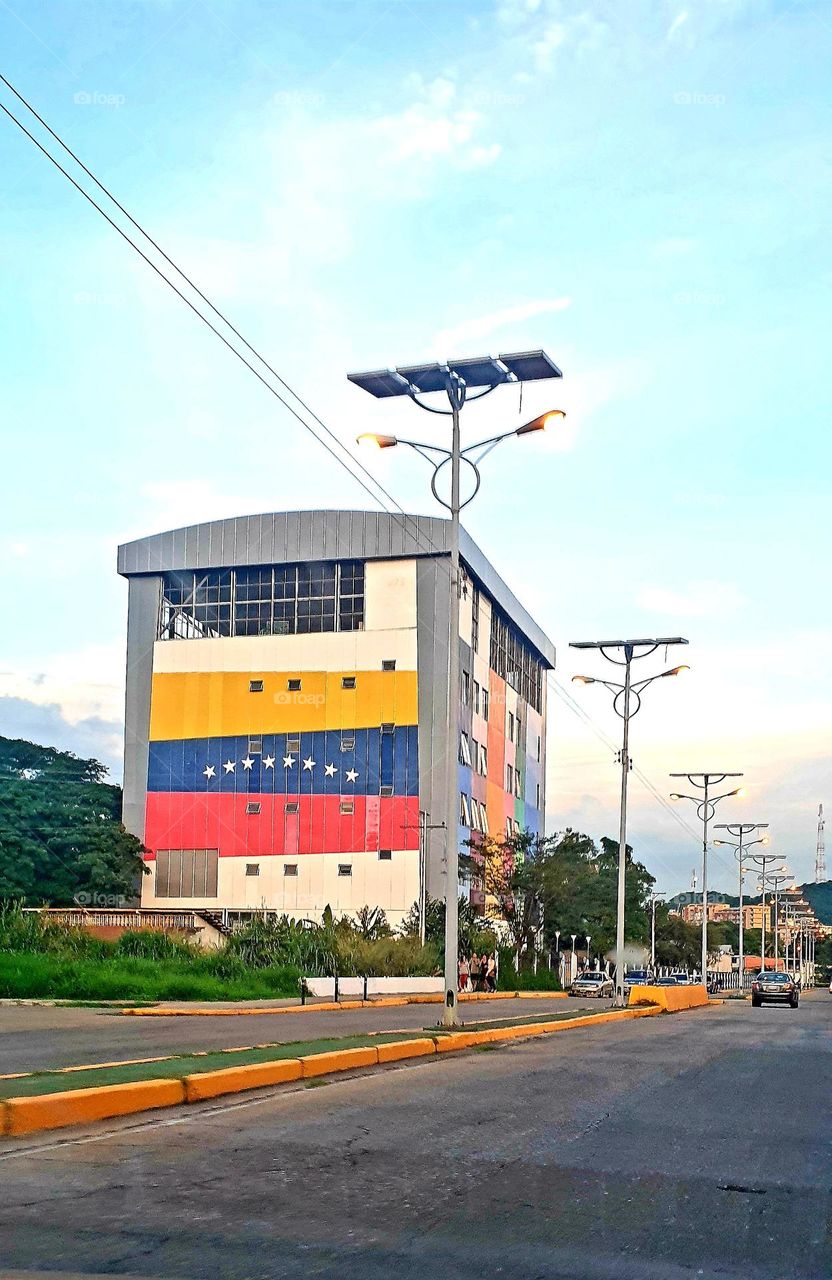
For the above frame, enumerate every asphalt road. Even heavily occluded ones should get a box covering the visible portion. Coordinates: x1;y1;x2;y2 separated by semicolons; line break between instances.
1;994;829;1280
0;995;593;1074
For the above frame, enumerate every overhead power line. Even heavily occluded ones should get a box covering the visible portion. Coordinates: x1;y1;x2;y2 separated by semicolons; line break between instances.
0;79;412;524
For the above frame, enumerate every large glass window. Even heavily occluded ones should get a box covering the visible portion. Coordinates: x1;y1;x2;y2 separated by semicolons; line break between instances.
159;560;364;640
489;604;544;712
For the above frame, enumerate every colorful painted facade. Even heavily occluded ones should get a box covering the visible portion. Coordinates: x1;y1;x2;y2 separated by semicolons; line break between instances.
118;511;555;925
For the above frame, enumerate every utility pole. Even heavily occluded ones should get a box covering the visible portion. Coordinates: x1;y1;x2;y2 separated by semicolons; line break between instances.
816;804;826;882
713;823;768;992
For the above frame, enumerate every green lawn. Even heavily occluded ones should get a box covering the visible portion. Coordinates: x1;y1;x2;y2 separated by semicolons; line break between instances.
0;951;301;1003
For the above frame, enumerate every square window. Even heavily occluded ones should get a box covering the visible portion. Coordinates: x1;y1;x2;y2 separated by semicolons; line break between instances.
339;800;355;814
284;863;298;877
245;863;260;876
380;722;394;735
382;660;396;672
246;802;261;815
338;864;352;877
380;784;394;797
287;735;300;752
287;678;301;692
340;735;355;752
249;679;264;693
285;801;299;814
248;736;262;754
378;849;392;861
342;676;356;689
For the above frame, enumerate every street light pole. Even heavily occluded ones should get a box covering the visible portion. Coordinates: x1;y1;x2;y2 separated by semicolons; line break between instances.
442;375;463;1029
670;773;744;984
650;892;665;970
764;873;791;968
713;823;768;992
571;637;689;1006
746;851;785;971
350;352;565;1027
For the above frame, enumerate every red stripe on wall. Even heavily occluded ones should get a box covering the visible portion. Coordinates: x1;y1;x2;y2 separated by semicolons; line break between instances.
144;793;420;858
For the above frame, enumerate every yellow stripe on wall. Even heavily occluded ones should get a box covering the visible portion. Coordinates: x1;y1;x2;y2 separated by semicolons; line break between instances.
149;670;419;741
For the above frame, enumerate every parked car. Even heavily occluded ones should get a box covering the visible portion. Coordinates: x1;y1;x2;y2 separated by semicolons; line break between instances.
623;969;654;990
570;971;614;999
655;976;678;986
751;971;799;1008
671;972;690;985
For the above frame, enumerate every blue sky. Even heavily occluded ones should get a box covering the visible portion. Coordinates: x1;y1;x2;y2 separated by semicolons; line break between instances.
1;0;830;892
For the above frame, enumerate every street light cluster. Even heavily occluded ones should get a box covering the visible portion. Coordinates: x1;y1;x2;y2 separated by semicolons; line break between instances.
348;349;812;1019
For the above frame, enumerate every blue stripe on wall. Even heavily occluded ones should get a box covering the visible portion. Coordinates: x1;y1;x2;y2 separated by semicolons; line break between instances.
147;726;419;796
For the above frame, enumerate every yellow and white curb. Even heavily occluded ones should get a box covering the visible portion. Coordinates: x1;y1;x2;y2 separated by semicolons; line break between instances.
1;1005;662;1139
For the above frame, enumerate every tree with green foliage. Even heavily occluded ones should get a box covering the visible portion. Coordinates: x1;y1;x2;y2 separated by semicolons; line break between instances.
0;735;146;905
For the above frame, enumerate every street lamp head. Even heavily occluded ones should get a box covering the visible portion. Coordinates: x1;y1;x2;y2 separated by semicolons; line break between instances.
356;432;398;449
515;409;566;437
732;787;745;798
571;674;595;685
662;665;690;678
670;793;682;801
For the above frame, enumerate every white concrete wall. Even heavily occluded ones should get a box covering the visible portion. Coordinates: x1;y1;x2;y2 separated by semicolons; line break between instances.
304;976;444;997
142;847;421;927
153;628;418;674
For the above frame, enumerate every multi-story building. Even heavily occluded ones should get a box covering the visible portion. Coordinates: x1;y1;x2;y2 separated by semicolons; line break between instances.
680;901;736;926
118;510;555;926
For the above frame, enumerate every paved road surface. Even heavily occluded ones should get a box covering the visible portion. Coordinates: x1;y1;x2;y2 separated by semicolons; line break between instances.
0;995;829;1279
0;996;591;1073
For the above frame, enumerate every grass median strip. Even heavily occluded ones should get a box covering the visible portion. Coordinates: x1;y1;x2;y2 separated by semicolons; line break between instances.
1;1005;662;1137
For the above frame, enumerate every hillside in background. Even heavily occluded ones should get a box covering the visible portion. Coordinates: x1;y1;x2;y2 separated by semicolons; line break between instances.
668;883;832;924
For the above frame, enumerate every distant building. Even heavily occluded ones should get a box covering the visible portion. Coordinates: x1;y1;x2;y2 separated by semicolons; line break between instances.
118;511;555;925
680;901;736;926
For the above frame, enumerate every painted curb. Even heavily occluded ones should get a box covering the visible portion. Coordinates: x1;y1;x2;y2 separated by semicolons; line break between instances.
376;1037;436;1064
300;1046;379;1078
2;1078;186;1138
183;1058;303;1102
0;1005;664;1139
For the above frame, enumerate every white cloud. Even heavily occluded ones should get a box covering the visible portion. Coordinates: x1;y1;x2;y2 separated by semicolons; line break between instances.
434;297;571;353
0;644;125;730
666;10;690;43
637;580;746;618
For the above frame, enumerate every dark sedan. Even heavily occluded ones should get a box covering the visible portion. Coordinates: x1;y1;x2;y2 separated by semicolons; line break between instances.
751;971;799;1008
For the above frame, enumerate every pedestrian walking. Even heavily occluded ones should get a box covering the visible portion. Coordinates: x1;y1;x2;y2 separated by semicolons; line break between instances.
486;954;497;992
469;952;481;992
458;954;469;991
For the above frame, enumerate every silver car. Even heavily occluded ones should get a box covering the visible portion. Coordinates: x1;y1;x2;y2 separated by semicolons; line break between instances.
570;971;614;998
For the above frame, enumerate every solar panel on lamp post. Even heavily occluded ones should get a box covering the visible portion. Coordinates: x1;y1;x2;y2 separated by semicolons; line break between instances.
569;637;690;1007
348;352;563;1027
669;773;744;984
713;823;769;990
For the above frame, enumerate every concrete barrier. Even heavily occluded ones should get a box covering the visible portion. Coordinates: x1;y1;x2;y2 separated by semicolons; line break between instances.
628;984;709;1012
2;1078;186;1137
